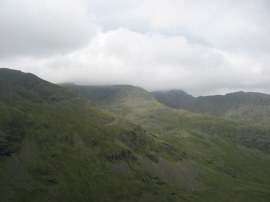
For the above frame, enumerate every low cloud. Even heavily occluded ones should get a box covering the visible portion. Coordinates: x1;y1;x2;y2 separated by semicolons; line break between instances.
0;0;269;96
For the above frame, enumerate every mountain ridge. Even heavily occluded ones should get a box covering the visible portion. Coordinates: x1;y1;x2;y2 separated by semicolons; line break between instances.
1;68;270;202
151;89;270;125
1;68;197;201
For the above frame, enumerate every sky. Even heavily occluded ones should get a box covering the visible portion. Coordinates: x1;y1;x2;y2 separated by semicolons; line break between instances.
0;0;269;96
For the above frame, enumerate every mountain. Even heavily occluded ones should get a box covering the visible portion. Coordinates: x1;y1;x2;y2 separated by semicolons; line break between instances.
1;69;270;201
152;90;270;125
1;69;200;202
66;84;270;202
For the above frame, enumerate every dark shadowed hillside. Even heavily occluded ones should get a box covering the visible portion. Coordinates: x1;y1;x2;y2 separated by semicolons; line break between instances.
0;68;74;103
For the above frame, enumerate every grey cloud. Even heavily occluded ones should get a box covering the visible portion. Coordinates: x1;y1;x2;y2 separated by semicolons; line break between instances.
30;29;269;95
87;0;270;54
140;0;270;54
87;0;145;30
0;0;270;96
0;0;97;58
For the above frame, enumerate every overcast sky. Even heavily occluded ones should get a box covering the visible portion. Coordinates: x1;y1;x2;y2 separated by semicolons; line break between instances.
0;0;269;96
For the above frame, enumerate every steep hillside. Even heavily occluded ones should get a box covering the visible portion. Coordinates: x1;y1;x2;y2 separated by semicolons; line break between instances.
0;68;74;103
1;70;270;202
68;84;270;202
0;69;200;202
151;90;195;109
152;90;270;125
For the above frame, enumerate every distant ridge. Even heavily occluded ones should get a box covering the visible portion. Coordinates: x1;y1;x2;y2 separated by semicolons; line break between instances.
152;89;270;124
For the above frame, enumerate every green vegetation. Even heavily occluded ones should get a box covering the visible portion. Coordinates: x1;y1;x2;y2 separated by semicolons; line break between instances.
1;68;270;201
69;84;270;202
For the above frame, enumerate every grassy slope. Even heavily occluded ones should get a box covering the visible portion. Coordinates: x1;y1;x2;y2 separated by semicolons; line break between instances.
68;84;270;202
0;69;199;202
1;69;270;202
